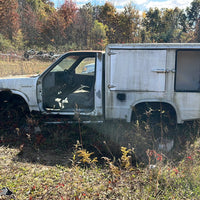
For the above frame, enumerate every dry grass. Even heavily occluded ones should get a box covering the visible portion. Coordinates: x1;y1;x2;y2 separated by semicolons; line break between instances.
0;119;199;199
0;136;200;199
0;59;51;77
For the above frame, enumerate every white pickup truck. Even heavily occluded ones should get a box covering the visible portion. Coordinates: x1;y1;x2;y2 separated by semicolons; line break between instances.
1;43;200;126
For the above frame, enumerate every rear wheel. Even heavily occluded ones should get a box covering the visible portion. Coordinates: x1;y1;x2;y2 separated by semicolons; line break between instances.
131;103;177;159
131;102;176;131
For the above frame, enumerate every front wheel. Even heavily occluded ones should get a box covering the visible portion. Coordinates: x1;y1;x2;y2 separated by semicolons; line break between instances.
0;100;29;130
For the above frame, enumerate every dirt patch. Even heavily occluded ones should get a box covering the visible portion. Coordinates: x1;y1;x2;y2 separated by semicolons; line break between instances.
14;145;72;166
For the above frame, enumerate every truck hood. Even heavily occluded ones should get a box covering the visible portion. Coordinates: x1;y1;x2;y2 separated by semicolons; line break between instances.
0;74;38;79
0;74;39;91
0;74;40;111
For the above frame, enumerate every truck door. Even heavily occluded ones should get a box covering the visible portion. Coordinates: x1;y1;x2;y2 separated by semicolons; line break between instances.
37;52;103;117
105;48;167;120
107;49;167;91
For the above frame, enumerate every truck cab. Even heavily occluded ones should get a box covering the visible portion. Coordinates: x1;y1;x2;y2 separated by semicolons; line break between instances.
0;51;104;126
37;51;104;120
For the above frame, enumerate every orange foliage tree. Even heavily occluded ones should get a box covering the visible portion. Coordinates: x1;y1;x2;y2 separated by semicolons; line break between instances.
0;0;20;40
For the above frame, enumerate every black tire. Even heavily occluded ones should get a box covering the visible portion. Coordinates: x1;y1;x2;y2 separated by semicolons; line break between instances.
0;101;29;130
131;103;177;154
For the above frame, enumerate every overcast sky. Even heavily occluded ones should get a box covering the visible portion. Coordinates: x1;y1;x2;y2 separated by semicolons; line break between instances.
52;0;194;11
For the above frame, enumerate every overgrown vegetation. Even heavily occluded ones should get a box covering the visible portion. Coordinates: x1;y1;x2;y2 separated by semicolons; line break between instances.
0;119;200;199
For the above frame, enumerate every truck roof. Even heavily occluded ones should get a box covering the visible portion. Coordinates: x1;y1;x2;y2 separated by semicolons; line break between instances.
107;43;200;50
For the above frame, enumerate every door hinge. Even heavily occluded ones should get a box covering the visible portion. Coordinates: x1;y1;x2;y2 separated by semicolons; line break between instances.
108;51;117;56
108;84;116;89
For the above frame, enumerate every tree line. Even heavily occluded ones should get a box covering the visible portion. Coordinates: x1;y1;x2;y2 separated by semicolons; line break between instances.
0;0;200;52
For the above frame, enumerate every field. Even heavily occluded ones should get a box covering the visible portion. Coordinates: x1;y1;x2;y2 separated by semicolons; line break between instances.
0;59;200;199
0;56;51;77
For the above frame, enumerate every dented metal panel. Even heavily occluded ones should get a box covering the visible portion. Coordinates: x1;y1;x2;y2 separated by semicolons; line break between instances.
105;47;168;121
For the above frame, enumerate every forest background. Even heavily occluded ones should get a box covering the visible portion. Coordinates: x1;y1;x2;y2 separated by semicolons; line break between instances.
0;0;200;53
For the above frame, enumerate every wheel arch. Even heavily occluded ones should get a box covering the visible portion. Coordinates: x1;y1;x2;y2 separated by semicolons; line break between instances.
0;90;30;113
129;100;181;124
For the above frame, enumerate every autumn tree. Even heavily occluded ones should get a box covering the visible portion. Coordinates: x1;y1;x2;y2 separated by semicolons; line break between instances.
19;3;41;47
142;8;163;42
0;0;20;41
99;2;117;43
1;0;198;51
90;20;108;49
142;7;187;42
57;0;78;46
187;0;200;27
25;0;54;19
36;0;77;49
18;0;55;47
186;0;200;42
40;11;66;47
116;3;140;43
74;3;94;48
58;0;77;27
160;8;186;42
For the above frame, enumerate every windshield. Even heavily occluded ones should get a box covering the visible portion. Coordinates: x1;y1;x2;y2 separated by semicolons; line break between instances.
51;56;79;72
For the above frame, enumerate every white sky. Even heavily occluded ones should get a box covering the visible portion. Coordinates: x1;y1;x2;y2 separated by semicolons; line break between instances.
53;0;194;11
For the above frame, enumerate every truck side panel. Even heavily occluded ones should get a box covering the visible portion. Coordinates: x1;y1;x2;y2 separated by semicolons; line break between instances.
105;45;200;123
108;50;167;91
105;48;168;121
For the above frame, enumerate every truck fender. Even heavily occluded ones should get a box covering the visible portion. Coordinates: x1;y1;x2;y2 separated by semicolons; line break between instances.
0;89;31;128
0;89;30;111
9;90;30;106
128;100;182;124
